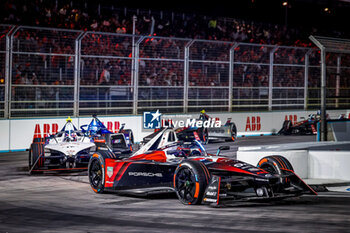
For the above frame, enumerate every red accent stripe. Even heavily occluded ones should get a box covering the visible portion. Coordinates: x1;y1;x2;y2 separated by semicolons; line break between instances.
129;151;167;163
115;162;131;181
217;177;221;205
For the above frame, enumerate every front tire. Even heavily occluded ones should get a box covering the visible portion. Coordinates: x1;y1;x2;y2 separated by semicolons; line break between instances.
88;154;105;193
174;160;209;205
257;155;294;184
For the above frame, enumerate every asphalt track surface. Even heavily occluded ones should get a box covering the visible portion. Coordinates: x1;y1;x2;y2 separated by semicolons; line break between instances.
1;135;350;233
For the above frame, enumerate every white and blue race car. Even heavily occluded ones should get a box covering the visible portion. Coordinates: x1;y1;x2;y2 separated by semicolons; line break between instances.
28;116;134;174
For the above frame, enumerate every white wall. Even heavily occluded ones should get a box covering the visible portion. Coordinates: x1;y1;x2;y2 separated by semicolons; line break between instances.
0;120;10;152
1;109;349;152
308;150;350;180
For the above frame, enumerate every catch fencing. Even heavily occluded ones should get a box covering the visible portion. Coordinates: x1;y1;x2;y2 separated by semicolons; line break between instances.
1;25;350;118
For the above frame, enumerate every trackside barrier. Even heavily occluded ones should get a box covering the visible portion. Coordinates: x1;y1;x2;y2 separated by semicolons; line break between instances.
1;109;349;152
237;141;350;181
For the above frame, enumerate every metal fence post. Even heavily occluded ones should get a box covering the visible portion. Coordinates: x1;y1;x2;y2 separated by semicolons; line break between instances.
4;26;15;119
268;46;278;111
74;31;85;117
131;17;137;115
184;40;194;113
320;47;327;141
8;26;21;118
229;43;239;112
133;36;143;115
336;56;341;108
304;49;312;110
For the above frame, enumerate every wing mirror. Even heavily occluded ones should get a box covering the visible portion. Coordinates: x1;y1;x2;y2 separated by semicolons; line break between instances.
216;146;230;156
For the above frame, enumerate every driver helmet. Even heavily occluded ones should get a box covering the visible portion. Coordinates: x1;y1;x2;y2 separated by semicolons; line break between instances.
308;114;315;120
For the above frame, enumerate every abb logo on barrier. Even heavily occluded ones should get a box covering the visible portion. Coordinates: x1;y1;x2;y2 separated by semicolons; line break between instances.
245;116;261;131
33;121;122;139
103;121;122;133
285;115;298;124
33;123;59;139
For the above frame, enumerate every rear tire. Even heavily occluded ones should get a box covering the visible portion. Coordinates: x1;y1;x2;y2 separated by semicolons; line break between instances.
28;149;33;170
28;143;44;174
226;123;237;142
174;160;209;205
280;120;292;135
88;154;105;193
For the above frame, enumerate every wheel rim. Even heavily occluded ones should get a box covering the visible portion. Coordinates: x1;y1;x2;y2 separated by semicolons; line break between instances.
89;159;103;188
176;168;197;203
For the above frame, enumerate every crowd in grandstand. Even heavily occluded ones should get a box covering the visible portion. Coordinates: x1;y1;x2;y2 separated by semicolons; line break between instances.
2;0;350;95
2;0;316;46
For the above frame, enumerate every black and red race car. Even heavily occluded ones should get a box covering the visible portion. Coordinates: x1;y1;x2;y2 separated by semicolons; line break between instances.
278;112;349;135
175;110;237;144
278;113;320;135
88;127;316;206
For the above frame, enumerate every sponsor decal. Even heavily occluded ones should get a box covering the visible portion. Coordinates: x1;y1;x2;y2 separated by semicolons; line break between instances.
346;188;350;192
285;114;298;124
204;176;220;204
112;139;121;144
203;198;218;203
104;121;121;133
207;186;217;191
245;116;261;131
33;123;59;139
206;191;217;196
255;178;269;182
248;168;261;172
107;166;114;178
128;172;163;177
241;165;252;170
234;163;245;168
97;147;108;151
143;110;162;129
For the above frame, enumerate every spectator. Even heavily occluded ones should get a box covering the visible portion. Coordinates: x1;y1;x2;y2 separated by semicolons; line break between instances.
98;64;111;85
